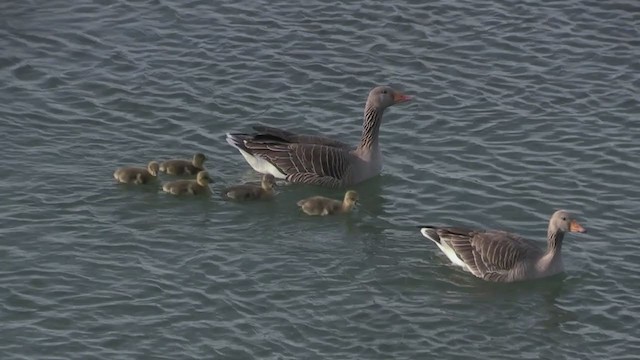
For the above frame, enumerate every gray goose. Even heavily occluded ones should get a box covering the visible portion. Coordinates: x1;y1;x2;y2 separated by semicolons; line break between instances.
223;174;276;201
226;86;411;188
297;190;358;216
159;153;206;176
113;161;159;184
419;210;586;282
162;171;212;196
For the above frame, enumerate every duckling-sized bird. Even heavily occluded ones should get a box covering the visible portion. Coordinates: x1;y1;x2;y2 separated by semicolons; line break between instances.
297;190;358;216
113;161;160;184
162;171;212;196
159;153;206;176
223;174;276;201
418;210;587;283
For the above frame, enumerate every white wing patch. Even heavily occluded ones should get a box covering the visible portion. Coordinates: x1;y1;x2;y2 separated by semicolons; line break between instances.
236;148;286;179
420;228;469;270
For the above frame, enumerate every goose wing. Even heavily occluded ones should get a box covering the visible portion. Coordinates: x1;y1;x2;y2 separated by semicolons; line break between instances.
420;227;542;282
250;125;352;149
227;132;351;188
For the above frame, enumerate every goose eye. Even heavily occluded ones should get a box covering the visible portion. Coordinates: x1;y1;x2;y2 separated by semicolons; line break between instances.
382;89;388;94
561;217;566;221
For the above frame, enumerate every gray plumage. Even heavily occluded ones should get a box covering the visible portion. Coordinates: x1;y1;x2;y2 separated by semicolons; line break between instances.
419;210;587;282
250;125;352;150
162;171;212;196
113;161;159;184
226;86;411;188
159;153;206;175
297;190;359;216
224;174;276;201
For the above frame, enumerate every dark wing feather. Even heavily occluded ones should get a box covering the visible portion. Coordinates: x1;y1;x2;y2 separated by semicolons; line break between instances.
438;228;542;280
286;173;342;188
228;125;353;187
251;125;352;149
241;141;351;186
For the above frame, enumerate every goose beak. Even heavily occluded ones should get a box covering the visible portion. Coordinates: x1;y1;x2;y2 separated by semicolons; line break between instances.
393;92;411;104
569;220;586;233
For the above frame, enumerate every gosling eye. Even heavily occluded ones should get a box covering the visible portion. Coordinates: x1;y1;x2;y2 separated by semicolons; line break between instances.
561;216;567;221
381;89;388;94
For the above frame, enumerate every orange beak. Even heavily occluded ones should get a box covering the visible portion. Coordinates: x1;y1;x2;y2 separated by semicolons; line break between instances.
393;92;412;104
569;220;586;233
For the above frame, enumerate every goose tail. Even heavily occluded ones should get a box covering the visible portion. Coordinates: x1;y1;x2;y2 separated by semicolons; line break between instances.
226;133;251;153
225;133;287;179
418;226;441;244
418;226;467;268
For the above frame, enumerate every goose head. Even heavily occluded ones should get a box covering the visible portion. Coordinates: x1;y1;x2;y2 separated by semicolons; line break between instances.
367;85;411;109
549;210;586;235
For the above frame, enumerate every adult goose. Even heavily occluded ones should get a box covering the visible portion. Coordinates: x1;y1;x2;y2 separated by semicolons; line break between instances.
418;210;586;283
226;85;411;188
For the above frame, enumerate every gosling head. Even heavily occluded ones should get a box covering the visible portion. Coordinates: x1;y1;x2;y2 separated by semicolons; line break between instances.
196;171;212;186
261;174;276;189
147;161;160;176
343;190;359;209
193;153;206;167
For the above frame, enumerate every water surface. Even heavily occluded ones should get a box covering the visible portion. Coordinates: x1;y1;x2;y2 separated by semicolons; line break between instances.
1;0;639;359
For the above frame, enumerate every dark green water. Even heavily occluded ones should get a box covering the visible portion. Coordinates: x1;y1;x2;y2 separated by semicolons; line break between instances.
1;0;639;359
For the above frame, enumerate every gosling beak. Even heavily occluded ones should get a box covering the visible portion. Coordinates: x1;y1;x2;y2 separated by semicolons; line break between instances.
569;220;586;233
393;92;411;104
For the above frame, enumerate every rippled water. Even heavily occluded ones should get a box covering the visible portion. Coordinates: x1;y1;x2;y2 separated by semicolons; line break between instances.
1;0;639;358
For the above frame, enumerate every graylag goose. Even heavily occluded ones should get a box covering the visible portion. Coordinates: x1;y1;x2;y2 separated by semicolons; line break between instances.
159;153;206;175
297;190;358;216
113;161;159;184
162;171;212;196
226;86;411;188
419;210;587;283
223;174;276;201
